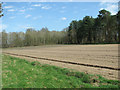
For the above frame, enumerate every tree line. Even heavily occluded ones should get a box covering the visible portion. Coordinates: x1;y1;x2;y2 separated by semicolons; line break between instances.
1;9;120;48
67;10;120;44
1;28;67;48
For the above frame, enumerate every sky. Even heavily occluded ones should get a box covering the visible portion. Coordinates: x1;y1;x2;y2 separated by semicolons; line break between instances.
1;1;118;32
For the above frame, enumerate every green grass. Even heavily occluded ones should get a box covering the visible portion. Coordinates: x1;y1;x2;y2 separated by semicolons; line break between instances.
2;55;120;88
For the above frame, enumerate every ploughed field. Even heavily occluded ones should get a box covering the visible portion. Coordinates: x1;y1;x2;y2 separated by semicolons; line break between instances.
3;44;119;80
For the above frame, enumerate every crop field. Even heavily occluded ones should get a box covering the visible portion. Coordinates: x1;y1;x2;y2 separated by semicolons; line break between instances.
3;44;120;80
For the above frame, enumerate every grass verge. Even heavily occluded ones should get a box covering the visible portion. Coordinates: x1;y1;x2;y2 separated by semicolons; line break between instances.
2;55;120;88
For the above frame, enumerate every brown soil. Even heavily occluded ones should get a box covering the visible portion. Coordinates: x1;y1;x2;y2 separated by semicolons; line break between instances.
2;44;119;80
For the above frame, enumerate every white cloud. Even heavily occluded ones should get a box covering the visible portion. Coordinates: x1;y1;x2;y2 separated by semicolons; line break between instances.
32;4;41;7
19;8;33;13
41;6;51;10
0;24;7;30
100;0;118;5
100;8;104;10
25;14;31;18
19;9;26;12
100;0;108;5
99;2;118;15
8;9;15;12
4;6;13;9
32;4;51;10
18;24;34;30
69;0;73;2
62;6;66;9
60;10;65;13
28;8;34;10
33;16;42;20
106;4;118;15
61;17;67;20
9;16;15;19
24;27;34;29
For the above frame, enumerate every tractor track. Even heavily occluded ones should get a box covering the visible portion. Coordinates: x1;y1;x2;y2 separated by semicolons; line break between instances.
3;52;120;71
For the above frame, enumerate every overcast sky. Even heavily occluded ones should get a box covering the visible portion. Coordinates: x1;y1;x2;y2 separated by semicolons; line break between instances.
2;1;118;32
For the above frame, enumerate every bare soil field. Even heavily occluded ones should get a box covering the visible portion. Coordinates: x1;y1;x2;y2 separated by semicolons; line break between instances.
2;44;120;80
